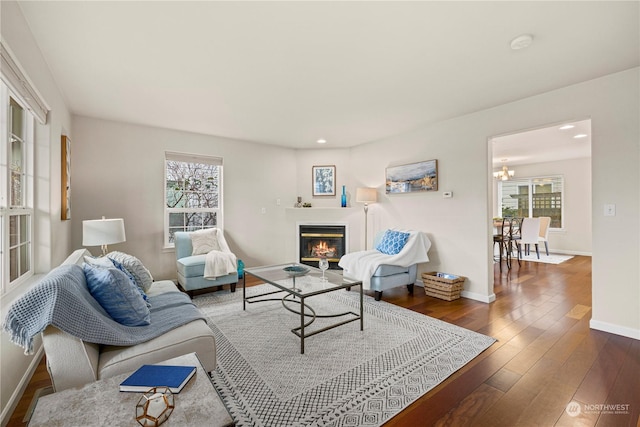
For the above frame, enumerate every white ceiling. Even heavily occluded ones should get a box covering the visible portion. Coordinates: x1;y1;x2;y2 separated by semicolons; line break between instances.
491;118;592;168
17;1;639;151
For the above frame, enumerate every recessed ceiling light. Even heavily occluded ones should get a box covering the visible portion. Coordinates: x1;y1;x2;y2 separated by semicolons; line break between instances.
316;139;327;144
573;134;588;139
559;124;575;130
510;34;533;50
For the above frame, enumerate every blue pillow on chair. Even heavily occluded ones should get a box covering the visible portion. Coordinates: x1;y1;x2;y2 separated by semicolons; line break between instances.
83;264;151;326
376;230;411;255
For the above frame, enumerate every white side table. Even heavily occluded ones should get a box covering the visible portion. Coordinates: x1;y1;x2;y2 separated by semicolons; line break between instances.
29;352;234;426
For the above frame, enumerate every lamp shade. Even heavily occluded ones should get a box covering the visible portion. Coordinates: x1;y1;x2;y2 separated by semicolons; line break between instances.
83;218;126;246
356;187;377;204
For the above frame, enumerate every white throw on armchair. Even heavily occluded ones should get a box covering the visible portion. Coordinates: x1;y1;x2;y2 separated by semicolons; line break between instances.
339;229;431;301
175;228;239;296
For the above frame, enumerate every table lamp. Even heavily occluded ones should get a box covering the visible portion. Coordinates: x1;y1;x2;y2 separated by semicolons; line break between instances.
83;217;126;256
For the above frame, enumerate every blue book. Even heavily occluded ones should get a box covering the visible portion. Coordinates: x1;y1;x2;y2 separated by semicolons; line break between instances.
119;364;196;393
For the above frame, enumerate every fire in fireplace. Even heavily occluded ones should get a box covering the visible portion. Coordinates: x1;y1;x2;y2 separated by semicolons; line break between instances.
299;224;346;269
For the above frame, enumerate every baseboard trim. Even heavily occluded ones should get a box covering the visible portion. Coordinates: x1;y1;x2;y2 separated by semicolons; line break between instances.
550;249;592;256
0;345;44;427
22;386;53;424
589;319;640;340
460;290;496;303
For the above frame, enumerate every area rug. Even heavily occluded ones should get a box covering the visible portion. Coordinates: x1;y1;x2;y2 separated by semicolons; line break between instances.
517;252;573;264
493;249;573;264
193;280;496;426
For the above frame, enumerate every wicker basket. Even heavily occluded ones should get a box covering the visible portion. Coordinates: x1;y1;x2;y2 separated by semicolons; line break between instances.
421;272;466;301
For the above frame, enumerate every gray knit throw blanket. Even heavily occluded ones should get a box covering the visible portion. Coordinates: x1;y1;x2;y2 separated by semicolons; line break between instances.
3;263;205;355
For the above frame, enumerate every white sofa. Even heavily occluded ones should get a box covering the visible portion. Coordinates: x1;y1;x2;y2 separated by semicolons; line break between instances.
41;249;216;392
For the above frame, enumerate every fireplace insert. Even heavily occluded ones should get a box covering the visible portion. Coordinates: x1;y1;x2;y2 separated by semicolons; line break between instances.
298;224;346;269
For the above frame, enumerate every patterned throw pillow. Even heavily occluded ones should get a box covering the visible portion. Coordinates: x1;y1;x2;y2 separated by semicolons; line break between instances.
107;251;154;292
109;258;151;307
190;228;220;255
375;230;411;255
83;264;151;326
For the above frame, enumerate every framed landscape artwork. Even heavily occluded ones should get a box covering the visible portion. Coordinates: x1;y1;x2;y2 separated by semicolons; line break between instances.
312;165;336;196
61;135;71;220
386;159;438;193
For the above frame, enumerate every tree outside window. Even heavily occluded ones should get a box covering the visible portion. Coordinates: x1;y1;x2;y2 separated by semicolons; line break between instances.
164;153;222;246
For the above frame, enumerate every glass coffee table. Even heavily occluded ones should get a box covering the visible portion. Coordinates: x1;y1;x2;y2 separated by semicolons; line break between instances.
243;263;363;354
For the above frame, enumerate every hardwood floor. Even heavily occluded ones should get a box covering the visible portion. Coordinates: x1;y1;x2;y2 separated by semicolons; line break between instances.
7;256;639;426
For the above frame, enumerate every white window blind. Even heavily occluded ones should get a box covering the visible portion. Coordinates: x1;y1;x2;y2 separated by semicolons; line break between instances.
0;42;49;124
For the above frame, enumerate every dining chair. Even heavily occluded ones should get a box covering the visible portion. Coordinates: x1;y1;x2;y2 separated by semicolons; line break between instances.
538;216;551;256
493;219;506;270
516;217;541;259
493;218;514;270
507;217;523;267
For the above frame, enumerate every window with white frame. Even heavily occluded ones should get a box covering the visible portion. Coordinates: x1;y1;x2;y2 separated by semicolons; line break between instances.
1;83;35;293
498;176;564;229
164;152;223;247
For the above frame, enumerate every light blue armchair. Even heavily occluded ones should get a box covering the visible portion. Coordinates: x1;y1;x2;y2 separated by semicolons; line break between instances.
175;231;238;297
369;263;419;301
339;229;431;301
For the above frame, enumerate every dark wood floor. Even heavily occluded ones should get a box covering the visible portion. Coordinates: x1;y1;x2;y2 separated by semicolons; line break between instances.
8;256;639;426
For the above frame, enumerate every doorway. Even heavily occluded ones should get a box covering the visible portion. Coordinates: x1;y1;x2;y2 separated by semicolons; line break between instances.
489;118;593;262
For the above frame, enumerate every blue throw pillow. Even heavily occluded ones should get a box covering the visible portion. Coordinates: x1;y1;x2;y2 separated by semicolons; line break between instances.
83;264;151;326
376;230;411;255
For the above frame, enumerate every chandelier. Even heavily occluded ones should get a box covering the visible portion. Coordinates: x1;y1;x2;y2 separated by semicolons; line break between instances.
493;164;515;181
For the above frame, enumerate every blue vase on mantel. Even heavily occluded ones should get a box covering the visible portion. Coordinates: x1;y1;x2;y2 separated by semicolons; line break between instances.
341;185;347;207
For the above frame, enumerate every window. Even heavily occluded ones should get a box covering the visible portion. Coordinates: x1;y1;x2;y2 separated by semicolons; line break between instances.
498;176;564;229
1;83;35;292
164;152;223;247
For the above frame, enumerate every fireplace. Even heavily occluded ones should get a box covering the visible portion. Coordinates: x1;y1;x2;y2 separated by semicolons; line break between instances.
298;224;346;270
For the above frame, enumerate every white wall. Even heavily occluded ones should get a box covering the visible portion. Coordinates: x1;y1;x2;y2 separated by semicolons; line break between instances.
349;68;638;337
68;69;640;339
290;148;363;255
70;117;298;279
0;1;73;423
349;114;497;302
492;156;592;255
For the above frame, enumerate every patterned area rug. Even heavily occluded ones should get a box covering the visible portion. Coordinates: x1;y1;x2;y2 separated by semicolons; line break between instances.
193;281;495;427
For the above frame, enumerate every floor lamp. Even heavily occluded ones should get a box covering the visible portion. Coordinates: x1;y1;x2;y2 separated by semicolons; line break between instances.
356;187;377;249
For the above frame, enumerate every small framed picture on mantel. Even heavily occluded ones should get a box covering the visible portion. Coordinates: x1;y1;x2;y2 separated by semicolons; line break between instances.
312;165;336;196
